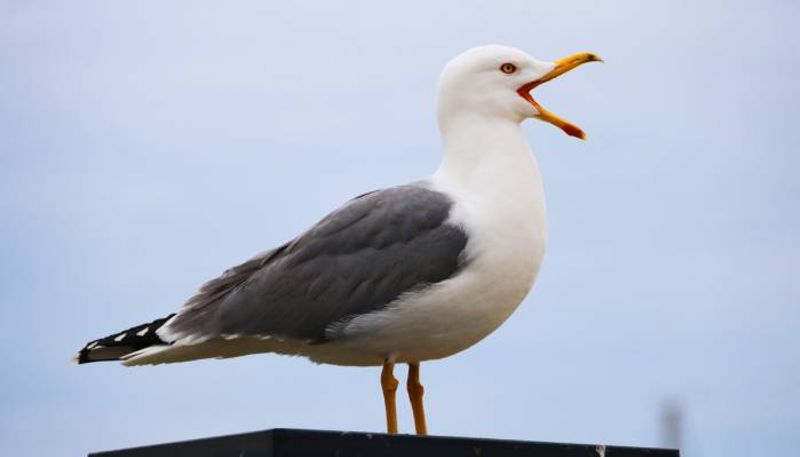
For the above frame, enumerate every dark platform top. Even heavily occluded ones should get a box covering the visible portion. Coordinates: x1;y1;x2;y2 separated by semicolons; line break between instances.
89;428;679;457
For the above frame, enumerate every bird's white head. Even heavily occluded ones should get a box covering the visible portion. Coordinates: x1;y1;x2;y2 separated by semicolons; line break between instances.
437;45;601;140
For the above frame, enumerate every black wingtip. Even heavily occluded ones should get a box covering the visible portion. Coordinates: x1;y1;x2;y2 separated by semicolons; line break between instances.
75;314;176;364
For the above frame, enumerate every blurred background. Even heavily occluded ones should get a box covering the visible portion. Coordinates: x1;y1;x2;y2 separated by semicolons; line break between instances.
1;1;798;455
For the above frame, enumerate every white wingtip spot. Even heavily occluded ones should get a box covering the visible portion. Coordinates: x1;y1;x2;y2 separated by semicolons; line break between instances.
136;327;149;337
86;341;99;350
595;445;606;457
114;333;127;342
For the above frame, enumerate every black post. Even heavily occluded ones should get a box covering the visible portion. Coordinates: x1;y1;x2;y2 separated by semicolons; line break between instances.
89;428;679;457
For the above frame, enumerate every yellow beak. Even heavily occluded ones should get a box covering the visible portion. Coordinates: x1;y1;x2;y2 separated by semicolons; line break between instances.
516;52;602;140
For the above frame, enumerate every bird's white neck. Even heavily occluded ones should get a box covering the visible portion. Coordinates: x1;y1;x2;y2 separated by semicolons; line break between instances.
432;113;547;258
433;116;541;198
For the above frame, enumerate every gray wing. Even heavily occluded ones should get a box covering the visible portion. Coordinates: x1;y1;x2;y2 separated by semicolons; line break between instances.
162;184;469;343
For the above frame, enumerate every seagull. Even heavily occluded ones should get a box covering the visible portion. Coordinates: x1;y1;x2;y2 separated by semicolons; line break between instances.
75;45;600;435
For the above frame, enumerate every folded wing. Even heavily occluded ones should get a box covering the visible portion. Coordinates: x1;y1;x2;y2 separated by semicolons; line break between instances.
159;184;469;346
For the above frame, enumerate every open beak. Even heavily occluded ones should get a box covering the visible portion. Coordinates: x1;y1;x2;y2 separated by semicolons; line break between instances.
517;52;602;140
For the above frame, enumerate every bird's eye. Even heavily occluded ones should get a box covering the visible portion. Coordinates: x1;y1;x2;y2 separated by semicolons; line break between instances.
499;63;517;74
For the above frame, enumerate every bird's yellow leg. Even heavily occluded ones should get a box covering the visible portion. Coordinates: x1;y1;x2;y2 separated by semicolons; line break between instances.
407;362;428;435
381;360;399;434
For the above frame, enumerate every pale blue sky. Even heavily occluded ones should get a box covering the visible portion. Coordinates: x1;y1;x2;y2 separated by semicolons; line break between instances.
1;1;798;456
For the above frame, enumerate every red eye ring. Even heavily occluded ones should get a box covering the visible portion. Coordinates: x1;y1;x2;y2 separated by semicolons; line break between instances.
499;62;517;74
